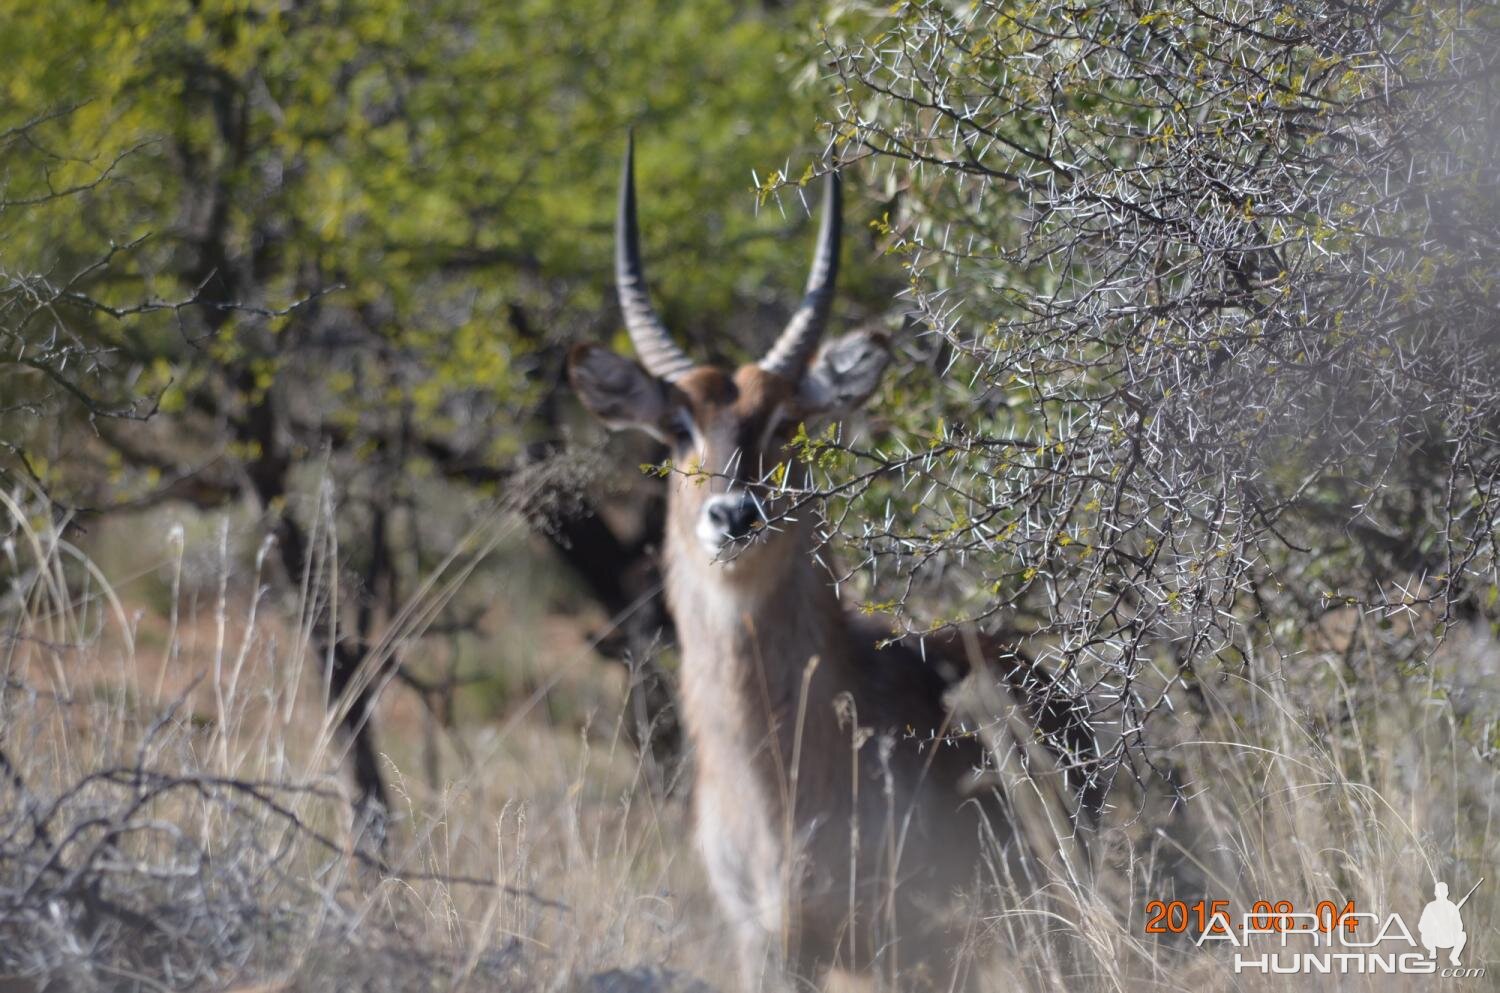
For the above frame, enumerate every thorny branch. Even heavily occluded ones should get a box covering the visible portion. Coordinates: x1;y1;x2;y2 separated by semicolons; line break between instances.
753;0;1500;796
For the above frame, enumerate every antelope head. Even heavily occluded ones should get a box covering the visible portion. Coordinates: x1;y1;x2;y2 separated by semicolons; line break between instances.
569;138;890;578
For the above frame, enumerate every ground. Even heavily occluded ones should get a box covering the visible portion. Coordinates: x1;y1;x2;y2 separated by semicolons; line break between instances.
0;504;1495;992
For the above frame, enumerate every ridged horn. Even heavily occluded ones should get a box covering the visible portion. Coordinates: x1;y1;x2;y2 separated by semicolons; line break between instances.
759;171;842;379
616;134;695;383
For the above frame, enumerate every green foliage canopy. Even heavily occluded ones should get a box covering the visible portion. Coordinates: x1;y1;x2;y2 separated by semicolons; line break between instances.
0;0;872;510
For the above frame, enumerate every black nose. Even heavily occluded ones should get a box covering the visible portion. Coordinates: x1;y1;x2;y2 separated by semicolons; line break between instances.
707;496;759;539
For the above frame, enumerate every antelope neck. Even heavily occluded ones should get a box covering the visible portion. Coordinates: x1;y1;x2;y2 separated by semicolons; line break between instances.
664;521;854;755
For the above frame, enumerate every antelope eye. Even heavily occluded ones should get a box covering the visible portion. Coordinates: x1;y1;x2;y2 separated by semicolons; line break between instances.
669;411;696;448
757;413;796;457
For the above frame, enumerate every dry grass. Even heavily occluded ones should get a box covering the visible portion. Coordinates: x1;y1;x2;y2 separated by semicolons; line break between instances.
1;495;1495;992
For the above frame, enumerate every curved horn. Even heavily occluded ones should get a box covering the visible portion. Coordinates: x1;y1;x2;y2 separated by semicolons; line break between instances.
759;172;842;379
616;134;695;383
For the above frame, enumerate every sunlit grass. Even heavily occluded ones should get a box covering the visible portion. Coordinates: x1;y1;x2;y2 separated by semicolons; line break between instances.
1;490;1494;991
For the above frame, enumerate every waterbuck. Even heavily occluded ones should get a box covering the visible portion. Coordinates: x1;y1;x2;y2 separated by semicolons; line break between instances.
568;139;1099;991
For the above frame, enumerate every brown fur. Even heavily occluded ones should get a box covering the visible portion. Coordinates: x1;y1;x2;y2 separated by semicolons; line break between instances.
571;347;1096;991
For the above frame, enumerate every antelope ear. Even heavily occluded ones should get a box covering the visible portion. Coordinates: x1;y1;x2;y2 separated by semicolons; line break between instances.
797;330;891;415
568;344;674;442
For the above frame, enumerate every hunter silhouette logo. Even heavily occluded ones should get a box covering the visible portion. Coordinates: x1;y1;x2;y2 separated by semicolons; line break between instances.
1420;880;1480;967
1190;877;1486;978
